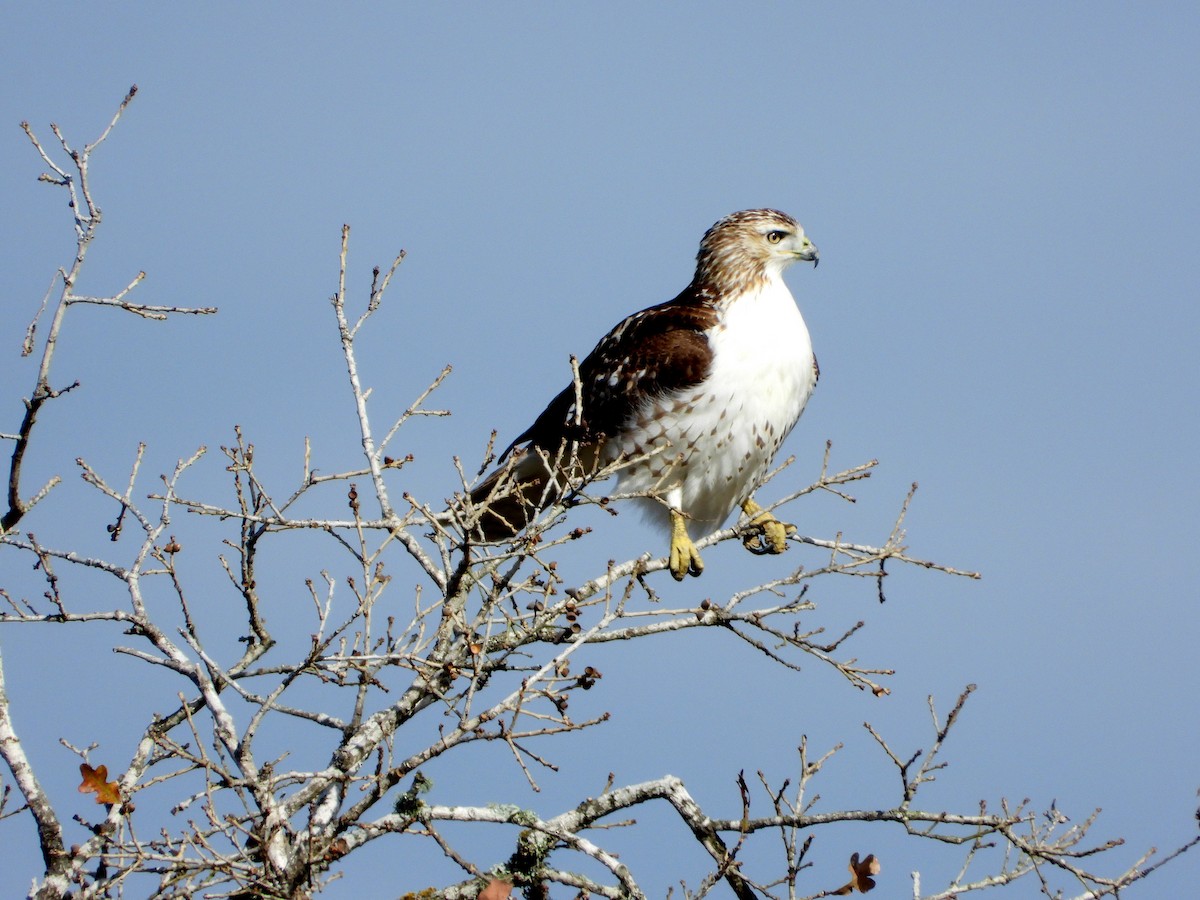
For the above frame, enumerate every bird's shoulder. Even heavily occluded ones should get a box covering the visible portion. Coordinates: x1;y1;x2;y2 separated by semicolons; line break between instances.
512;289;719;450
584;291;717;388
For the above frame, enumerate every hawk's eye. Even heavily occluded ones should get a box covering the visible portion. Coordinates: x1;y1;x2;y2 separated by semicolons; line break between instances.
766;230;786;244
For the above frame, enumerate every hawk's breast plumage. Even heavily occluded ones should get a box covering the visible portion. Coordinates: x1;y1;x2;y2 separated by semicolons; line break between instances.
469;208;820;579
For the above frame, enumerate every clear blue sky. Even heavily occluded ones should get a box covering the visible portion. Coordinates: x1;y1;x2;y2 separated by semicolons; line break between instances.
2;3;1197;897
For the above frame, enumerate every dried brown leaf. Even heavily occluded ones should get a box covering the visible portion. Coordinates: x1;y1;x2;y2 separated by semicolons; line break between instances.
478;878;512;900
831;851;880;894
78;763;121;805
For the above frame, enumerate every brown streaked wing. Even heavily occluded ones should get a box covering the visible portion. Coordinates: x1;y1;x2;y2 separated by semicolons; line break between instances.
510;294;718;454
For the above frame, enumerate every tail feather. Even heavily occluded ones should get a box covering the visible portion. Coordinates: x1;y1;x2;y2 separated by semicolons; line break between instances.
466;442;600;541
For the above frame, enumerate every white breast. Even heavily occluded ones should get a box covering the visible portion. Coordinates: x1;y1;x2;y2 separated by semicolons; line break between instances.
612;276;816;537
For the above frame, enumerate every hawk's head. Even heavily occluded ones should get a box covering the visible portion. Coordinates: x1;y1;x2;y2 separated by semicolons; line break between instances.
693;209;818;297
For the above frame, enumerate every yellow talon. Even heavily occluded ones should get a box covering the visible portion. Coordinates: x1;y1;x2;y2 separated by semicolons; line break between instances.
668;509;704;580
741;498;795;555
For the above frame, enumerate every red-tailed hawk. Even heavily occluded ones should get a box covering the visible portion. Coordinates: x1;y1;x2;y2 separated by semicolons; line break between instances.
467;208;819;580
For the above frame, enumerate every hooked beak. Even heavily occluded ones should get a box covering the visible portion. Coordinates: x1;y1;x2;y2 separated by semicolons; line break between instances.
796;238;819;268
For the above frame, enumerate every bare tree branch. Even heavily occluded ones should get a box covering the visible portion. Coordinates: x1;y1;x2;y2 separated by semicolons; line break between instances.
0;90;1190;900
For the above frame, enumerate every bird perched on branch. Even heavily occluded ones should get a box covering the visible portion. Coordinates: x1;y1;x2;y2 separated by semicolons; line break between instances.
466;208;820;580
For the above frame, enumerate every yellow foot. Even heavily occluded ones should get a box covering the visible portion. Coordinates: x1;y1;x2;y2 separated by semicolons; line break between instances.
741;498;796;555
668;509;704;580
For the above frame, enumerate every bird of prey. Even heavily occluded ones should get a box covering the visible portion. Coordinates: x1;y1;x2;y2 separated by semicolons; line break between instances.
466;208;819;580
